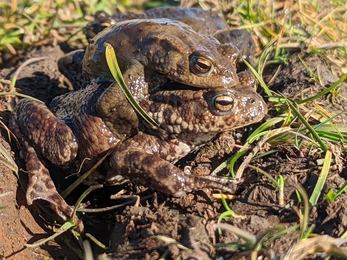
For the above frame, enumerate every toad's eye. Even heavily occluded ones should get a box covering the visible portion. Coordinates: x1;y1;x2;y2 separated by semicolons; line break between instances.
213;94;234;112
205;91;235;115
190;53;213;76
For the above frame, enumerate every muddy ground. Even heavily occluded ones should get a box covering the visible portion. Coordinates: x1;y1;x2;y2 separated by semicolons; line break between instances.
0;24;347;260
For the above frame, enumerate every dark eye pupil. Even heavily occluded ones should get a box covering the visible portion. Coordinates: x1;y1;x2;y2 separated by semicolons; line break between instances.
215;99;232;106
196;59;211;71
190;55;213;75
214;95;234;112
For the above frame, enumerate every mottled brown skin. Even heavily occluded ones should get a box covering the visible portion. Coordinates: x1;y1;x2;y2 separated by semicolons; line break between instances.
59;14;254;90
11;71;267;220
83;19;240;92
84;6;255;66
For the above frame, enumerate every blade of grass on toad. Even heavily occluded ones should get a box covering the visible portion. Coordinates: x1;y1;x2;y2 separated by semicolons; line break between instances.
104;42;158;127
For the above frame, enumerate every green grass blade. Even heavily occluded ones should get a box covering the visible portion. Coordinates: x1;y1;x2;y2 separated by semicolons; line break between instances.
248;165;279;189
297;74;347;105
26;221;75;247
325;181;347;202
254;226;286;251
71;184;104;220
104;43;158;127
228;117;284;176
309;150;332;206
333;181;347;198
61;147;114;198
284;96;328;151
315;131;347;143
316;124;347;133
244;60;272;97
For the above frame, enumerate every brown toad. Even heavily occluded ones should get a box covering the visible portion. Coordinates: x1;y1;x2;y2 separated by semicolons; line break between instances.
11;70;267;220
59;17;251;91
84;6;255;66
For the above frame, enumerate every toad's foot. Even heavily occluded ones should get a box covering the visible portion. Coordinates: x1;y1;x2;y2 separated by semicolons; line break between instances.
22;140;74;220
111;136;242;197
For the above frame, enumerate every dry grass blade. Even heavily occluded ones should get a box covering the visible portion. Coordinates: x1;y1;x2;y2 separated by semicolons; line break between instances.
0;92;43;103
156;235;189;250
0;141;18;175
0;121;18;175
0;191;13;199
295;184;310;240
11;57;47;87
283;235;347;260
213;223;257;244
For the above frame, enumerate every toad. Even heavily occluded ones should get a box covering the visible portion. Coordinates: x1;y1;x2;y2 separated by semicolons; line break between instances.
59;18;242;92
84;6;255;67
11;69;267;220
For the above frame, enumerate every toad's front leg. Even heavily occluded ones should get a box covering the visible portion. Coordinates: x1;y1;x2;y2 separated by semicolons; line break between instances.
110;133;241;197
11;99;78;219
